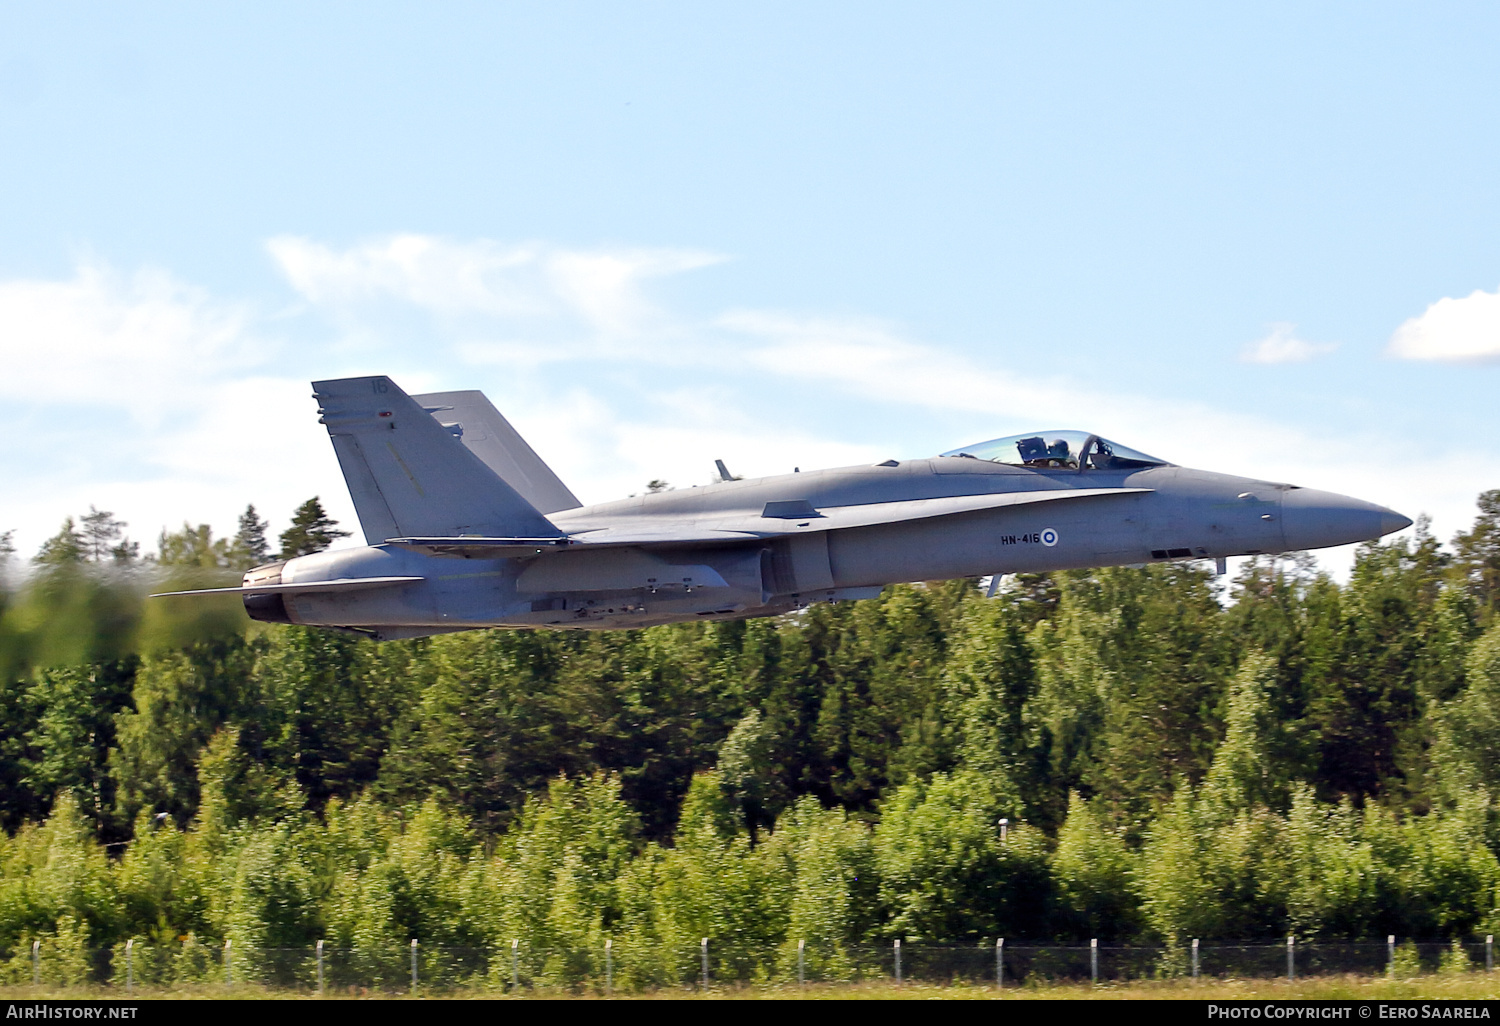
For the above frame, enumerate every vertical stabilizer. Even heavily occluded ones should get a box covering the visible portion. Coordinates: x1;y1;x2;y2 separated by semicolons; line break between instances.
312;376;564;544
412;390;581;514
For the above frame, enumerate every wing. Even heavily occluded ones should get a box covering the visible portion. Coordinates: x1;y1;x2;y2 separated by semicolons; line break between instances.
385;486;1154;555
151;576;424;598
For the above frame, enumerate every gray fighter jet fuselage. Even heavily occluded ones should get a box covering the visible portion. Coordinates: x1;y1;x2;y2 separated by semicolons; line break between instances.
157;376;1412;638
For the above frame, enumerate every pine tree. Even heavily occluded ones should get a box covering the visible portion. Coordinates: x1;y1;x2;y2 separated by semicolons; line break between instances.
1453;489;1500;619
277;498;350;559
33;517;85;565
1201;652;1287;814
79;506;130;563
229;505;271;569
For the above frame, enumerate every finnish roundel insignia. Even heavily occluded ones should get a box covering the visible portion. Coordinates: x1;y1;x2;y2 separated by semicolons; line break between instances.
1040;528;1059;547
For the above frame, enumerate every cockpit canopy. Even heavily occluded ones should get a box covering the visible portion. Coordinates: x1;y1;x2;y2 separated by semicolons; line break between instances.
940;430;1169;471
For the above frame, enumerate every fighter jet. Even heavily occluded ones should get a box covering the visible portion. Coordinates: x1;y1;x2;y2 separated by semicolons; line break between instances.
154;375;1412;640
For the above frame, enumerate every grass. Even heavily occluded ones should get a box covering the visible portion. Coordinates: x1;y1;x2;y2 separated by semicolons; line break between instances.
3;973;1500;1000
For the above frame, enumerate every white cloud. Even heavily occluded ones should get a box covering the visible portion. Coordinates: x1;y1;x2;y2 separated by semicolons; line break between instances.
1388;285;1500;362
0;261;260;424
718;309;1083;423
0;261;352;561
1239;323;1338;364
268;234;725;350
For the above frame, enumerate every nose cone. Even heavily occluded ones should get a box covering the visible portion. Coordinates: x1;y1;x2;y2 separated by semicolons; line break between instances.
1280;488;1412;551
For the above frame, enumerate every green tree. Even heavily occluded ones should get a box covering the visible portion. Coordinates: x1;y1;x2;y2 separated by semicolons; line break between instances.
1201;653;1292;814
228;505;271;570
1052;790;1139;940
471;774;638;970
0;673;45;832
1431;624;1500;795
1135;785;1287;943
277;498;350;559
376;629;577;831
33;510;137;566
717;709;781;839
23;661;137;835
1027;565;1231;833
33;518;85;565
156;524;229;568
769;794;877;975
255;627;419;812
1453;490;1500;620
1284;785;1380;939
1305;528;1445;805
614;772;786;986
80;507;137;564
806;582;973;811
873;770;1047;943
193;727;302;841
110;638;260;826
941;593;1038;821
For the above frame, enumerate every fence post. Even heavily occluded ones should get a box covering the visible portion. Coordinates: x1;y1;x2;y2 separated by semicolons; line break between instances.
511;938;519;991
125;939;133;994
1090;938;1098;984
797;938;805;987
1286;935;1295;982
32;939;38;986
1191;938;1199;980
605;938;613;995
1488;935;1494;974
996;938;1004;991
224;938;232;986
894;938;902;986
316;939;324;995
700;937;709;991
410;938;418;991
1388;935;1396;979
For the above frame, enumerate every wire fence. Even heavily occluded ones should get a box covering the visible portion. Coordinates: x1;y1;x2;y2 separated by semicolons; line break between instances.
0;937;1494;994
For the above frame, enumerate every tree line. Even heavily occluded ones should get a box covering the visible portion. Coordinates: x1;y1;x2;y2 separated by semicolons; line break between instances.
20;498;348;572
0;491;1499;965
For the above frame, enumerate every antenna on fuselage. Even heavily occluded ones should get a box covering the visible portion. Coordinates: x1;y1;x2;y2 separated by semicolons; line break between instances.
714;459;734;483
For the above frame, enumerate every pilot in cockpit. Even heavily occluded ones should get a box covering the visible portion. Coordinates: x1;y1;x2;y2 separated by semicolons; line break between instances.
1016;436;1077;468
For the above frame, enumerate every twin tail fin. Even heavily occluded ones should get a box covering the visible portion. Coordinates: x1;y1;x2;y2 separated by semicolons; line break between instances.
312;375;565;545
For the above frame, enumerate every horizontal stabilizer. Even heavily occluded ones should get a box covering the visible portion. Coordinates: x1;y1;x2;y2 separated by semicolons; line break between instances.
151;576;424;598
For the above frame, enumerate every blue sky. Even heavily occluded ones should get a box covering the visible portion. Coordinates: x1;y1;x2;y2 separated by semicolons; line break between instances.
2;2;1498;570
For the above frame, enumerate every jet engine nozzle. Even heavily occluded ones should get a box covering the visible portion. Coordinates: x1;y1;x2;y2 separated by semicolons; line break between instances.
1279;488;1412;552
242;560;294;625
